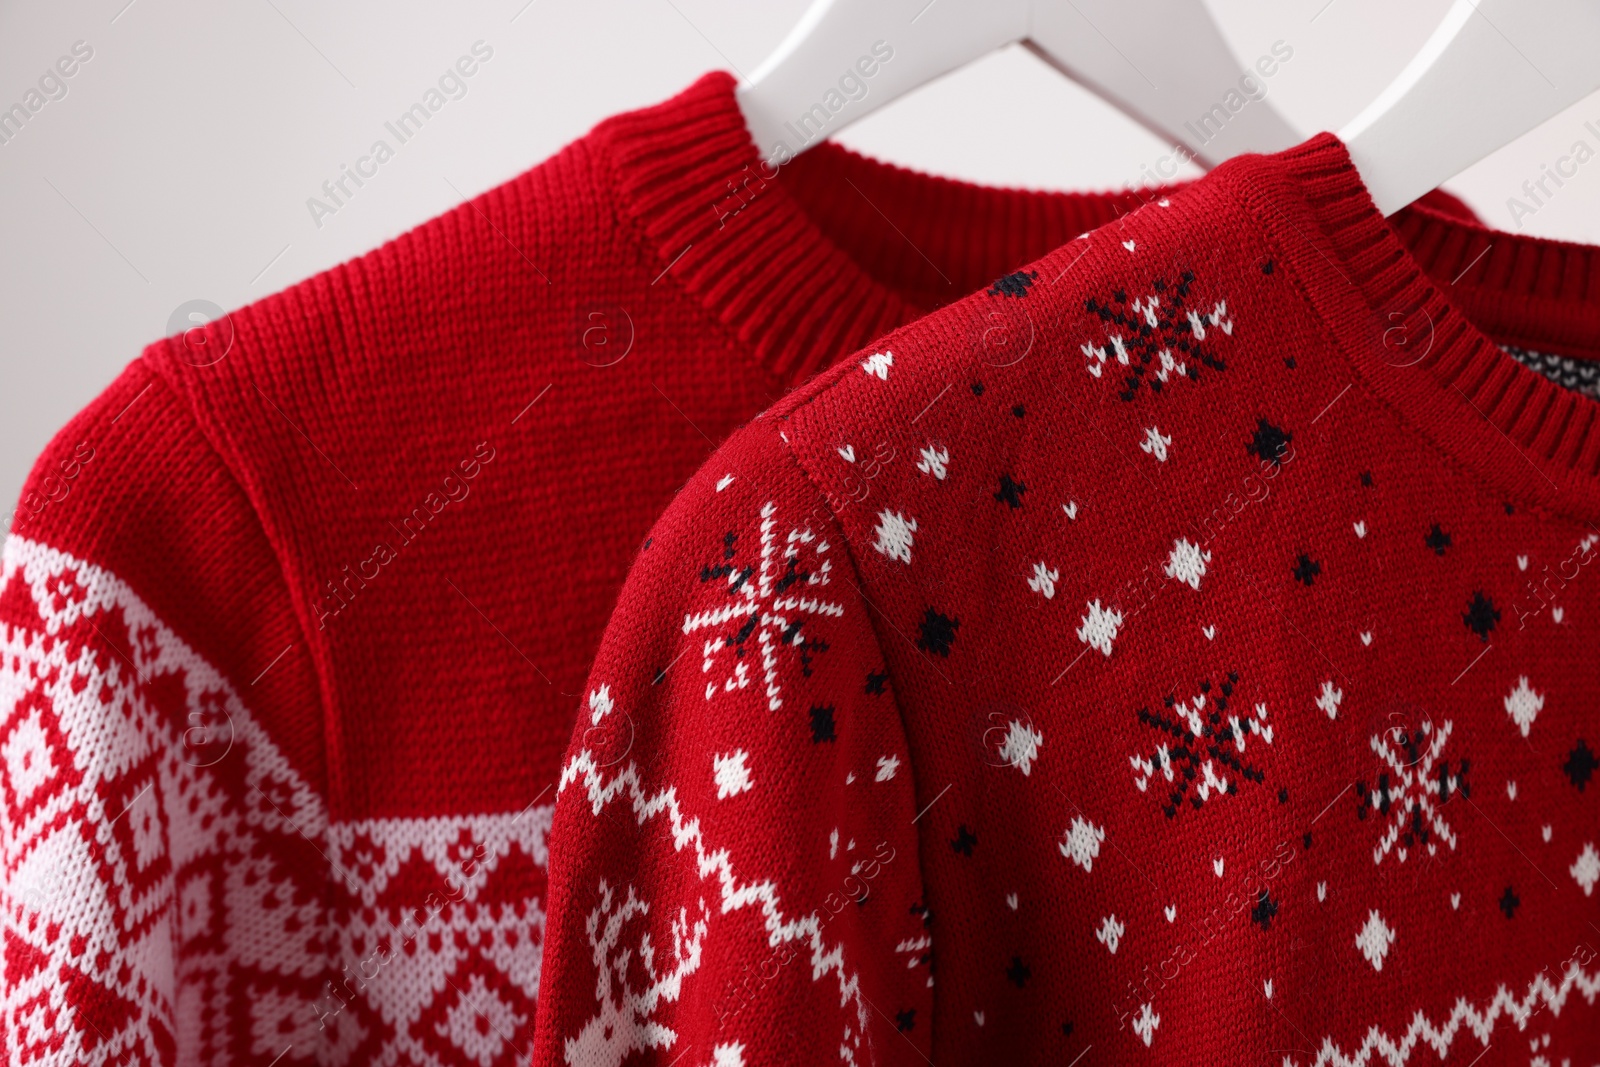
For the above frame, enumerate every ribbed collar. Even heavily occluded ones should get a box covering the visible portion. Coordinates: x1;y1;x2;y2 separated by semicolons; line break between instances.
591;72;1183;384
1220;133;1600;523
594;75;1600;517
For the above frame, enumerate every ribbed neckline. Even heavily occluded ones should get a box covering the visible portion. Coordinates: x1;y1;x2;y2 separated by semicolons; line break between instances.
592;72;1182;384
596;75;1600;516
1220;133;1600;523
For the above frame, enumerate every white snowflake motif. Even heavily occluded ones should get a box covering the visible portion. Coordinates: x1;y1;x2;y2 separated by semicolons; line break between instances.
1187;300;1232;339
1140;426;1171;462
997;719;1043;776
713;751;753;799
588;684;614;725
1130;294;1160;328
916;443;949;480
1315;680;1342;719
1076;599;1123;657
860;350;893;379
875;754;900;782
682;501;845;712
895;934;933;987
1079;334;1127;378
1571;842;1600;896
1131;1003;1160;1047
1129;691;1272;812
1503;675;1544;737
1163;537;1210;590
1095;914;1125;954
706;1045;746;1067
1027;561;1058;599
1059;815;1105;872
1153;347;1188;384
1366;718;1464;865
872;509;917;564
1355;909;1395;972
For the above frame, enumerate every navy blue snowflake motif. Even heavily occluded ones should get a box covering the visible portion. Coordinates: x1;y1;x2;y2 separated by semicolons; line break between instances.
1565;739;1596;791
684;501;846;712
1463;590;1500;642
1499;885;1520;918
988;270;1038;298
1129;671;1274;818
1424;524;1452;556
995;475;1026;509
1248;419;1293;468
1005;956;1031;987
1251;889;1279;929
1080;270;1234;401
917;609;959;656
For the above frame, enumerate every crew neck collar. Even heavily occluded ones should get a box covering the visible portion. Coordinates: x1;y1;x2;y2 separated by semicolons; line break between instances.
595;74;1600;519
592;72;1181;384
1221;133;1600;523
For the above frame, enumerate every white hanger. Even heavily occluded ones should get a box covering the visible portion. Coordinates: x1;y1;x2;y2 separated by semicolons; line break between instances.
1342;0;1600;216
737;0;1300;171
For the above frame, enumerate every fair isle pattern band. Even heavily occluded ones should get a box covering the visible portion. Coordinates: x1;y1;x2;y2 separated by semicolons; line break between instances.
1502;344;1600;401
0;536;552;1066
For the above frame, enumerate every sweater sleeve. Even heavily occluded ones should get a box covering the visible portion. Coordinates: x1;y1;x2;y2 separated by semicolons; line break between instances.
532;419;932;1067
0;360;331;1066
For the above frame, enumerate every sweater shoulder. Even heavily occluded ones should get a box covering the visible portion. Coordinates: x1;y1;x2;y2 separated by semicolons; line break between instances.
2;357;327;789
144;120;615;406
765;176;1282;588
536;411;935;1067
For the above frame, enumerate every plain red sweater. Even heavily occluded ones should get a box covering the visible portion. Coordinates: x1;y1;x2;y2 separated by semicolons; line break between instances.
535;133;1600;1066
0;73;1272;1067
0;64;1505;1063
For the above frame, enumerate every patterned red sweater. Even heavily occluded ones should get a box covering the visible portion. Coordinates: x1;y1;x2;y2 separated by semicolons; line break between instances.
0;74;1254;1067
534;134;1600;1067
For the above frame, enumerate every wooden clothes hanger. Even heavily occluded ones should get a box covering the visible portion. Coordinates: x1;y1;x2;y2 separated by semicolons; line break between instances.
736;0;1301;171
1342;0;1600;215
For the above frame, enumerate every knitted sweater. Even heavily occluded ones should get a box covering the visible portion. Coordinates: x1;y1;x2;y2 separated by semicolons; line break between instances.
0;72;1260;1067
534;133;1600;1067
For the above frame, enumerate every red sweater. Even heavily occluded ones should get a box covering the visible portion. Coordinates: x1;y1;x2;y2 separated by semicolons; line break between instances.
0;74;1261;1067
534;134;1600;1067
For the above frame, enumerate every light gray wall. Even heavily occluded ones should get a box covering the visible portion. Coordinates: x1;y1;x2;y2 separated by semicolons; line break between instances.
3;0;1598;518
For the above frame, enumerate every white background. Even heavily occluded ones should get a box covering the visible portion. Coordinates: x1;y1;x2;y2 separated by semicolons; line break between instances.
3;0;1600;516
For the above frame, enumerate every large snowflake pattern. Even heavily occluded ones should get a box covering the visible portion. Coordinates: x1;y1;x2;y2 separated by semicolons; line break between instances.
1356;716;1468;865
683;502;846;712
1079;270;1233;401
1128;670;1273;818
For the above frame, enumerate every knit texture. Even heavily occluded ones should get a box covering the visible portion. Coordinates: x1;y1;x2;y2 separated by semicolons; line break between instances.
534;135;1600;1066
0;73;1251;1067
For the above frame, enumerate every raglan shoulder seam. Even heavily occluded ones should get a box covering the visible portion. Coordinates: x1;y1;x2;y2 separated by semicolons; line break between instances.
134;345;336;761
750;410;938;1057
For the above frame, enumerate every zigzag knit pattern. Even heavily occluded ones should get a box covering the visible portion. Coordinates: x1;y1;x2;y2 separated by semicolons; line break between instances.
558;749;874;1067
1292;955;1600;1066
